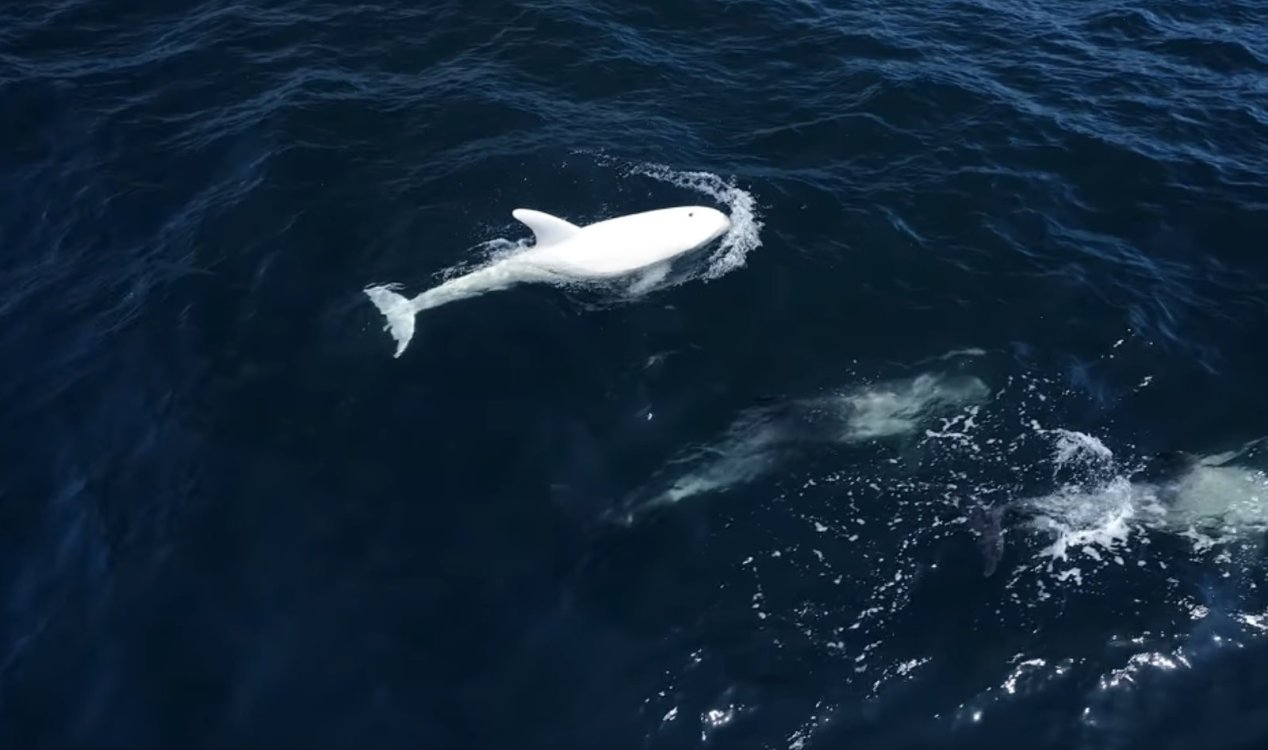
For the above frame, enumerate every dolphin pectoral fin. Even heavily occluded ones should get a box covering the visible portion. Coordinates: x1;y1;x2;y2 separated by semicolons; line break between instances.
512;208;582;248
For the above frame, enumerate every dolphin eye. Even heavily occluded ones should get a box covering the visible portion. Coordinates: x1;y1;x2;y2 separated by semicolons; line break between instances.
688;212;694;217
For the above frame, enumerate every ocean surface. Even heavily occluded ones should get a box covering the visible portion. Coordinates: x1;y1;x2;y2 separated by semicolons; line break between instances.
3;0;1268;747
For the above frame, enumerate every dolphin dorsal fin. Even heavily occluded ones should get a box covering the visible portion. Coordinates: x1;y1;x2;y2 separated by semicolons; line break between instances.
512;209;581;247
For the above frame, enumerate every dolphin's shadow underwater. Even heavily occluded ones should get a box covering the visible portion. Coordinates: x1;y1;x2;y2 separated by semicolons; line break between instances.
365;204;732;357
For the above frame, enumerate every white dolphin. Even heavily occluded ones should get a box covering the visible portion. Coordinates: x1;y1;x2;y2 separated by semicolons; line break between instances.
365;205;731;357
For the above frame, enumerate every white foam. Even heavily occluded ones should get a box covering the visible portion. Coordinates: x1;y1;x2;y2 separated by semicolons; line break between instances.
1099;650;1185;691
1238;612;1268;632
1002;658;1048;695
1029;478;1145;565
1008;430;1268;572
1051;429;1114;469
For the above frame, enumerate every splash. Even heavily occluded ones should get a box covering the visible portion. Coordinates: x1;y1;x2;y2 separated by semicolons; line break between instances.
1027;476;1161;565
625;162;764;281
1050;429;1115;470
1018;435;1268;571
619;344;1268;740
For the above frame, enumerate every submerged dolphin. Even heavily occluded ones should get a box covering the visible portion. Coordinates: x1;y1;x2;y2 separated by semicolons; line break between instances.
966;451;1199;577
365;205;731;357
965;449;1268;576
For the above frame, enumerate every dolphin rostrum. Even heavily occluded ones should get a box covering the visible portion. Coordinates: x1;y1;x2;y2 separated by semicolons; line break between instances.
365;205;732;357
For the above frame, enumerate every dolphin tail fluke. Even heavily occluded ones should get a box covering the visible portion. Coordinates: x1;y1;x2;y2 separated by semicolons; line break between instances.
364;285;417;358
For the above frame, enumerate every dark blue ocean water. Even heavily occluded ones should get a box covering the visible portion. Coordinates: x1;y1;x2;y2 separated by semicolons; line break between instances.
4;0;1268;747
